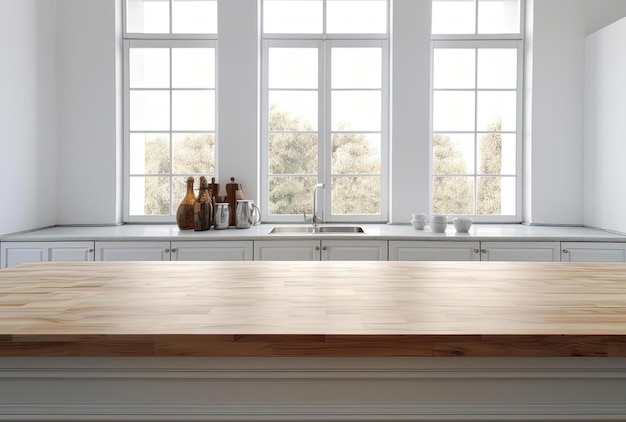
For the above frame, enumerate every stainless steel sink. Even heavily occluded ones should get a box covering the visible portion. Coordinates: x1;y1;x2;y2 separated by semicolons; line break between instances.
268;226;365;234
317;226;365;233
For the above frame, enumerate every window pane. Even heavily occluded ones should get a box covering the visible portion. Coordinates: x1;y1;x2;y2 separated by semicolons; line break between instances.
172;133;215;174
477;176;515;215
269;133;318;174
432;91;475;132
478;0;520;34
433;133;474;175
476;91;516;131
478;133;515;175
172;176;190;210
130;176;170;215
263;0;323;34
269;176;318;215
130;48;170;88
129;133;170;174
126;0;169;33
332;176;381;215
433;176;474;215
269;48;318;89
172;48;215;88
269;91;318;131
172;0;217;34
433;49;475;89
332;48;381;89
332;133;381;175
172;90;215;131
332;91;381;131
130;91;170;131
477;49;517;89
326;0;387;34
432;0;475;34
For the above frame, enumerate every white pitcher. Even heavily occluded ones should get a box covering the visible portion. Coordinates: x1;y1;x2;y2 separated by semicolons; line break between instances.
235;200;261;229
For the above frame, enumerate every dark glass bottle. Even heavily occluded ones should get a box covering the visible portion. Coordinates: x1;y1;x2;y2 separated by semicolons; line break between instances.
176;177;196;230
194;176;213;231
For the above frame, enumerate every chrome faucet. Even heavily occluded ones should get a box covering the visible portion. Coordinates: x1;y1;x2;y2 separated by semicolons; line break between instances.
312;183;325;230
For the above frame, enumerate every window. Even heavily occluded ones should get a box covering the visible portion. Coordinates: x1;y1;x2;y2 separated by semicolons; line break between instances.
431;0;523;221
261;0;389;223
123;0;217;222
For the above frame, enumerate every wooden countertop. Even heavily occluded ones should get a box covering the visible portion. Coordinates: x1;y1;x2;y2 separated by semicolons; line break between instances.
2;261;626;357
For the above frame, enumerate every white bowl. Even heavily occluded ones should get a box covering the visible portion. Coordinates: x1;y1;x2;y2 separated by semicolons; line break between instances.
412;213;428;222
430;222;448;233
452;217;473;233
411;220;426;230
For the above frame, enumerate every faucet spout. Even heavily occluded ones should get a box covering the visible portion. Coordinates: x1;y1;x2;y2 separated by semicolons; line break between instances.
312;183;325;230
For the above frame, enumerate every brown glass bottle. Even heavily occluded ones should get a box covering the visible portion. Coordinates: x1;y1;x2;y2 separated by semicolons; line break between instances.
176;177;196;230
194;176;213;231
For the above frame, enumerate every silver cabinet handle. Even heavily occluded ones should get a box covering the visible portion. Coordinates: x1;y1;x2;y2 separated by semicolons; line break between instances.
171;248;177;253
322;246;328;251
481;249;487;254
473;249;479;253
315;246;320;251
563;249;569;254
88;249;94;253
165;248;170;253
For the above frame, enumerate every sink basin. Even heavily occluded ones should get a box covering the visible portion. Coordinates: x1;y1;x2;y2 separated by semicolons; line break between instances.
268;226;365;234
317;226;365;233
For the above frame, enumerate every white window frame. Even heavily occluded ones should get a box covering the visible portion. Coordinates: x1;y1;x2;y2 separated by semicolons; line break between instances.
430;0;524;223
261;2;390;223
122;1;218;223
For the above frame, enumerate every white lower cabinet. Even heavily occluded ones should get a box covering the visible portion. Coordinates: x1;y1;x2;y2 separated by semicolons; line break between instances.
561;242;626;262
254;240;320;261
96;241;171;261
389;241;560;262
96;241;253;261
1;241;95;268
322;240;388;261
172;241;253;261
480;242;561;262
254;240;388;261
389;241;480;261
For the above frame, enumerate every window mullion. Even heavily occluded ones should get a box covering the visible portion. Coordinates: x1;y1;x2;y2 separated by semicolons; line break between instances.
322;40;331;220
474;47;479;215
168;46;174;215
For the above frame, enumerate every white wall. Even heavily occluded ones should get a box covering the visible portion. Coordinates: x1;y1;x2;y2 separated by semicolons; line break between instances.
584;17;626;234
0;0;57;236
3;1;626;234
217;0;260;204
55;0;122;226
524;0;626;225
389;0;432;224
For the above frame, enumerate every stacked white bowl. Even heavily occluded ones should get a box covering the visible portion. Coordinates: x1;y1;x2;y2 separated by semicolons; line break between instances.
411;213;428;230
430;215;448;233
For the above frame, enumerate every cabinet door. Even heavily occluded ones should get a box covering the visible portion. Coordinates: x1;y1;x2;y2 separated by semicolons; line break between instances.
172;241;253;261
254;240;321;261
321;240;388;261
1;242;95;268
389;241;480;261
481;242;560;262
49;242;95;262
1;243;46;268
95;241;171;261
561;242;626;262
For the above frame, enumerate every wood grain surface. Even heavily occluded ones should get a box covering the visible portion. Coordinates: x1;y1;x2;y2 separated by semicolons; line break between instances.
2;261;626;357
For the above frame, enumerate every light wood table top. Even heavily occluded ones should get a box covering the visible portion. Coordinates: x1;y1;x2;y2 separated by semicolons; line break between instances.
2;261;626;357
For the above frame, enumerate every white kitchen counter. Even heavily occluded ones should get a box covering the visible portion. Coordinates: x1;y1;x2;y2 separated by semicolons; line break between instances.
1;223;625;242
